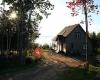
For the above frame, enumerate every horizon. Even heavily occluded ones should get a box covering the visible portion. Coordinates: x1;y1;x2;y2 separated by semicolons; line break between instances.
35;0;100;45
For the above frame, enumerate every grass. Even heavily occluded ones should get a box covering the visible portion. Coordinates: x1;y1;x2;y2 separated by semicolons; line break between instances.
58;65;100;80
43;49;49;53
89;65;100;73
60;68;85;80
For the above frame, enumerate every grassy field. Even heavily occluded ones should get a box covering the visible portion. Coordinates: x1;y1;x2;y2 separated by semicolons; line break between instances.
58;65;100;80
59;65;100;80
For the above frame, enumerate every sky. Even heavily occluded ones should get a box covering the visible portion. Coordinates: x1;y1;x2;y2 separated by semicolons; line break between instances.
0;0;100;45
35;0;100;45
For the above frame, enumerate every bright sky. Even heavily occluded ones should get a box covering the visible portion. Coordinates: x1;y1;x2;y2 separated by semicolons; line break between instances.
35;0;100;45
0;0;99;45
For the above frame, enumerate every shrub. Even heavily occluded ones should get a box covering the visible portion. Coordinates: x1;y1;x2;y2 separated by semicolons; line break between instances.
25;57;33;64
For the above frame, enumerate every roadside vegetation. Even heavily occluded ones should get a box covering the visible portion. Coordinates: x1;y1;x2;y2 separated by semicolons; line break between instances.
58;65;100;80
0;0;54;75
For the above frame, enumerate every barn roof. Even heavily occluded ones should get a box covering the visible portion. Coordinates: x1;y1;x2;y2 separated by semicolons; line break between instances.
52;24;82;41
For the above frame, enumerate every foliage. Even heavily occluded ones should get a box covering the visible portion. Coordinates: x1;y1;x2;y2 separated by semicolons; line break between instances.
42;43;49;49
89;65;100;73
58;67;98;80
66;0;99;25
97;33;100;47
97;48;100;53
0;0;54;55
97;33;100;39
96;33;100;54
90;32;100;54
90;32;97;54
32;43;39;49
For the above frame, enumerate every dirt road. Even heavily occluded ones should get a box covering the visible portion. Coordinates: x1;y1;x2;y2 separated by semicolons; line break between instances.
42;52;84;67
0;52;85;80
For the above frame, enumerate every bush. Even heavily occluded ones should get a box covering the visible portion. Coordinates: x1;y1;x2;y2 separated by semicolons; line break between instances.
97;48;100;54
42;44;49;50
25;57;33;64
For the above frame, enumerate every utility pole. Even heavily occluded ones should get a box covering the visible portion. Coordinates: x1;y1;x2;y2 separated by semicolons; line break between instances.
83;0;89;71
83;0;88;62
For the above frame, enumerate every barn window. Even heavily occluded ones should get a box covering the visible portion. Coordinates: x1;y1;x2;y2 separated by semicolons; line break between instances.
76;32;80;39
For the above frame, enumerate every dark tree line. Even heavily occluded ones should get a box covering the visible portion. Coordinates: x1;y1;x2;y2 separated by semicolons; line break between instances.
0;0;54;55
90;32;100;55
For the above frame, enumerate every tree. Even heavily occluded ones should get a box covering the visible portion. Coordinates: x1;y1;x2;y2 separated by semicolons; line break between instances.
66;0;99;19
42;43;49;49
66;0;99;60
66;0;99;57
97;32;100;39
0;10;14;54
66;0;99;73
32;43;39;49
90;32;100;55
0;0;54;55
90;32;97;54
96;32;100;54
